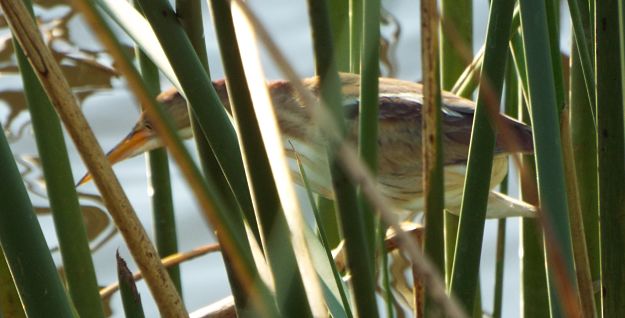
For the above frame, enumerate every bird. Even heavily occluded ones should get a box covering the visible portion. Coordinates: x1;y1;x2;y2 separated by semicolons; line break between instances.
79;73;536;219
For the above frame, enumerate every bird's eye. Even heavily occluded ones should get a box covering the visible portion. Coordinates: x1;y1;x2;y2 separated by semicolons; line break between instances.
144;121;153;131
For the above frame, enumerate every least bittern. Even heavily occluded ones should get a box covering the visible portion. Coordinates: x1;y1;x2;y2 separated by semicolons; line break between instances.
80;73;535;218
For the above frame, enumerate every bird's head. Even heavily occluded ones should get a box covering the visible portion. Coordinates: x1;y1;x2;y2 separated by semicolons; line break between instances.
76;82;228;186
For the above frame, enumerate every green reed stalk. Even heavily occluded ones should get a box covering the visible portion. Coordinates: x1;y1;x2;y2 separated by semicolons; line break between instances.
0;247;26;318
129;2;280;312
520;188;550;318
571;51;601;317
307;0;378;316
440;0;472;90
449;0;514;313
452;52;482;98
378;223;393;318
117;253;146;318
545;0;565;110
7;0;104;316
72;0;278;315
547;6;596;315
0;110;74;318
420;0;445;315
561;107;597;317
358;0;380;272
519;0;580;316
519;105;550;318
508;33;529;98
567;0;596;114
172;0;246;249
297;155;353;318
145;146;181;291
511;19;554;317
350;0;363;73
318;197;341;247
441;0;472;287
209;0;314;315
176;0;208;67
322;0;348;260
492;217;506;318
598;1;625;316
136;0;261;241
328;0;350;72
173;0;238;231
134;2;182;294
492;57;518;318
16;48;105;317
569;2;600;313
8;0;186;313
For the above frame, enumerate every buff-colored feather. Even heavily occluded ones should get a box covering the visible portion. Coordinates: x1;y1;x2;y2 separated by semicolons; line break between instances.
85;74;536;218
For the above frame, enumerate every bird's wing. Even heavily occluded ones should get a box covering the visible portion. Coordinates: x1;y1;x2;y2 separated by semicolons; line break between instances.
343;95;423;120
442;102;534;154
343;93;479;166
438;103;476;164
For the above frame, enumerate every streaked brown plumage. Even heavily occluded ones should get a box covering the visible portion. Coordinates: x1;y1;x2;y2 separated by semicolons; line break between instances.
81;73;536;218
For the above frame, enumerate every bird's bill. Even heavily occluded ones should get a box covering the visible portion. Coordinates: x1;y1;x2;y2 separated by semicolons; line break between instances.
76;128;154;186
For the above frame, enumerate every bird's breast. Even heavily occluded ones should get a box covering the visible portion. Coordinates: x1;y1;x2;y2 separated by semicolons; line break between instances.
284;135;510;218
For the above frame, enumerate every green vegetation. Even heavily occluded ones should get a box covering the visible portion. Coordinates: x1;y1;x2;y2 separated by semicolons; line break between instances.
0;0;621;316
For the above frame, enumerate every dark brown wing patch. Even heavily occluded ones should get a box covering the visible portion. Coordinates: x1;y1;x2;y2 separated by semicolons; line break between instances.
343;96;422;120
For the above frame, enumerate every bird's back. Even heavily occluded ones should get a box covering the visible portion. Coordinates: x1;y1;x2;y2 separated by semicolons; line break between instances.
286;74;532;161
272;74;533;213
